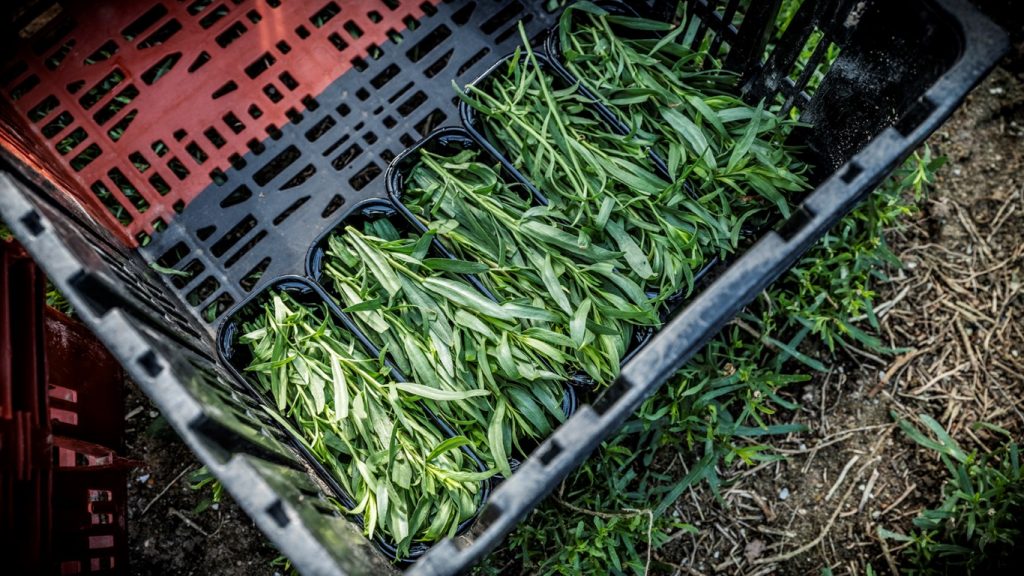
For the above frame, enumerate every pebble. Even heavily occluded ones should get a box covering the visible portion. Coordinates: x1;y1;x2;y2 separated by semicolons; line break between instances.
989;87;1005;95
779;487;790;500
149;410;159;418
136;473;151;484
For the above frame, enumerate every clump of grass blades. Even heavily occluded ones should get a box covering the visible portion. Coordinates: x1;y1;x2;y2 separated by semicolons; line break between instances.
402;148;660;385
240;292;488;557
557;2;809;222
46;280;74;317
323;219;568;477
882;415;1024;575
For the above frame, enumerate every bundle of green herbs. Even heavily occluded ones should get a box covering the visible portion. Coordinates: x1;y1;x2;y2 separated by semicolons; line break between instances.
240;292;489;557
322;218;568;477
459;44;713;302
401;148;659;385
457;23;808;303
556;2;809;223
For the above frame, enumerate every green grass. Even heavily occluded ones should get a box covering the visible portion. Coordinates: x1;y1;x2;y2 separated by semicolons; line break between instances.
881;415;1024;575
188;466;224;515
46;281;74;317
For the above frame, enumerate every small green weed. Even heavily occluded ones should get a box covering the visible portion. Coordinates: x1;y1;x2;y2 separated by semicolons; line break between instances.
46;280;74;317
188;466;224;515
880;415;1024;574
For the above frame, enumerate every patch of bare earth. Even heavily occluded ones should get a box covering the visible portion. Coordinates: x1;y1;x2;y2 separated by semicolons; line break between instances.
655;60;1024;575
124;379;280;576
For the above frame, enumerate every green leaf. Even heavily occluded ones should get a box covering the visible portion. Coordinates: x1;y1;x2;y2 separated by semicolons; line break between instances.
422;277;514;320
606;219;654;279
763;335;827;372
348;230;402;297
500;302;561;322
435;469;497;483
421;258;489;275
506;386;550;436
533;250;572;315
727;100;762;172
570;298;592;347
453;309;498;342
426;436;473;462
495;332;521;380
387;382;490;402
489;400;512;477
149;262;191;277
342;298;383;313
521;221;618;261
660;106;716;169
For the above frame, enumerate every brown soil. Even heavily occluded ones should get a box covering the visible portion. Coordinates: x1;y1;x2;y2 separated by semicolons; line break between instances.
655;58;1024;576
124;381;279;576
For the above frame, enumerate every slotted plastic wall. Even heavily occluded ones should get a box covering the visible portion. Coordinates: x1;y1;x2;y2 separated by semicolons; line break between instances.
0;0;1006;574
143;0;562;328
1;0;436;243
2;241;130;574
1;0;562;331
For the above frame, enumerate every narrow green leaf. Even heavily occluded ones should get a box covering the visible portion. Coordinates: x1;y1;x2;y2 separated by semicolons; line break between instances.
570;298;592;347
388;382;490;402
426;436;473;462
422;277;514;320
606;219;654;279
421;258;489;275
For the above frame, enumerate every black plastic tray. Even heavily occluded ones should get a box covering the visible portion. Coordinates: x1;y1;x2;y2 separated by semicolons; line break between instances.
217;275;491;563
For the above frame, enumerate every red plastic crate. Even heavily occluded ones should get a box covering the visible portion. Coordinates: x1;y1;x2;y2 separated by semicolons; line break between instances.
0;239;49;571
1;239;130;574
1;0;432;245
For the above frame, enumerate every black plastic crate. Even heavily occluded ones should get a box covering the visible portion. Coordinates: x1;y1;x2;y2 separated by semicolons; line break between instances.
0;0;1007;574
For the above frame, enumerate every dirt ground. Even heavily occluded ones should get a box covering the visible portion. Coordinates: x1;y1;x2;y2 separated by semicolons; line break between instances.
124;382;279;576
654;52;1024;576
121;11;1024;576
